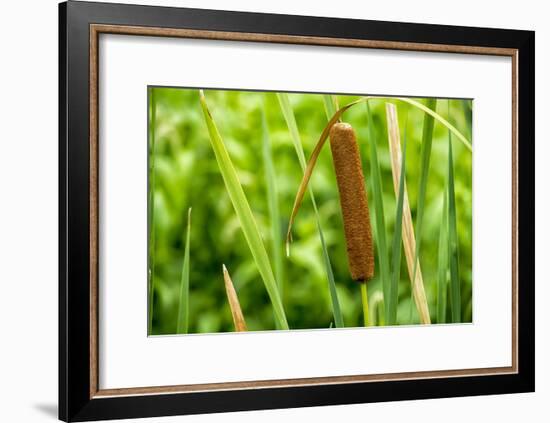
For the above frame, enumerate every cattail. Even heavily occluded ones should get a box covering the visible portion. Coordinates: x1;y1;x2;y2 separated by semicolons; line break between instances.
329;122;375;282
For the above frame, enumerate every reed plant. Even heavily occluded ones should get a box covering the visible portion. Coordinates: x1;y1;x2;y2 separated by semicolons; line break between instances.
147;89;472;334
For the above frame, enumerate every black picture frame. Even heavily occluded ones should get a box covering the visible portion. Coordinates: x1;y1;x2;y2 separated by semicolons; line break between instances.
59;1;535;421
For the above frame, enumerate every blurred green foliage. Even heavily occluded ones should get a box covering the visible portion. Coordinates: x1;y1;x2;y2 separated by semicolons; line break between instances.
149;88;472;335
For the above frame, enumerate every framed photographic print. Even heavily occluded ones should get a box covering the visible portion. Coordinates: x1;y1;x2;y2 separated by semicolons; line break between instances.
59;1;534;421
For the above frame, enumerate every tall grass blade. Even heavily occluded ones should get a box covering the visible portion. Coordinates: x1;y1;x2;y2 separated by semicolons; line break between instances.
323;95;339;121
222;264;248;332
437;192;448;323
277;93;305;167
261;105;284;296
277;93;344;328
317;228;343;327
447;123;461;323
148;87;157;335
412;99;437;274
199;90;289;330
388;120;407;325
386;103;431;324
408;98;437;322
176;208;192;334
365;101;391;323
323;95;348;328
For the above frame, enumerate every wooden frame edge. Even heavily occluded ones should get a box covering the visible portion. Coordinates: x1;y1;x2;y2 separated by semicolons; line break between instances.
92;366;517;399
91;23;518;56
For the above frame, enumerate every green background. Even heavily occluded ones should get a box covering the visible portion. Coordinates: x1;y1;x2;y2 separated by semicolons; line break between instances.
148;88;472;335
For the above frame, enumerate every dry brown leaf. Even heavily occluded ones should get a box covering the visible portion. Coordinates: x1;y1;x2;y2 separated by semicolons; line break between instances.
386;103;431;325
222;264;248;332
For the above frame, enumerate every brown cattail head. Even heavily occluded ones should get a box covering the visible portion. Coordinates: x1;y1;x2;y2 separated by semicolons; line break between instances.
329;122;375;282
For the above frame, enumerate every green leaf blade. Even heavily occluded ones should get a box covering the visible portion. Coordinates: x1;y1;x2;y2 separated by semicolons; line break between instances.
277;93;307;168
448;125;461;323
408;98;437;322
413;99;437;267
176;208;192;334
261;105;285;296
323;95;338;121
365;101;391;324
200;91;289;330
437;193;448;324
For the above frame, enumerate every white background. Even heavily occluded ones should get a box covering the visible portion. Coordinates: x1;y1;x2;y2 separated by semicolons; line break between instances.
0;0;545;422
100;34;511;389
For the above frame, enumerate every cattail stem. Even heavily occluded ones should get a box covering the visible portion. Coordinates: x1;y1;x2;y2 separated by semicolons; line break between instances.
360;282;369;327
329;122;375;282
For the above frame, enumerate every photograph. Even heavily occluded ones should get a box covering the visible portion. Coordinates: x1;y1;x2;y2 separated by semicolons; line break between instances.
147;88;473;335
